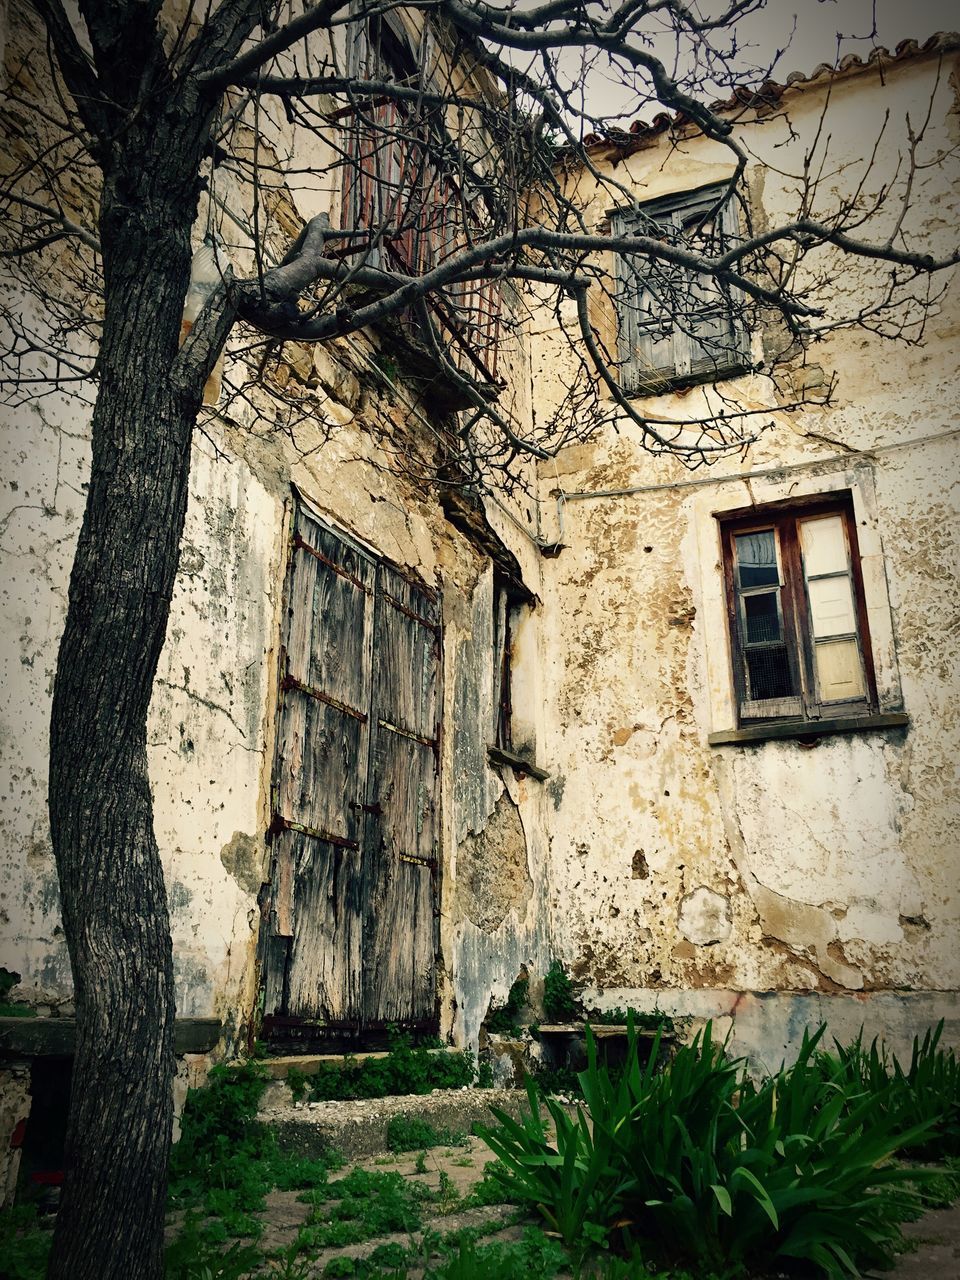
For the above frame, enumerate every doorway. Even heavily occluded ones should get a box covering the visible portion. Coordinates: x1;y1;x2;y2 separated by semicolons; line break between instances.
260;499;441;1048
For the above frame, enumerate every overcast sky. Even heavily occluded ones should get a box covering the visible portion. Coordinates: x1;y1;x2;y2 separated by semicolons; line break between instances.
721;0;957;79
529;0;958;124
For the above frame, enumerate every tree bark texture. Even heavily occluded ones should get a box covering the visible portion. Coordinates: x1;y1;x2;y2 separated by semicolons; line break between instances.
46;118;211;1278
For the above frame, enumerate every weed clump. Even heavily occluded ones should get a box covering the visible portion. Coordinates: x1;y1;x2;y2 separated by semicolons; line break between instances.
168;1057;339;1240
299;1168;432;1248
288;1032;480;1103
385;1114;467;1152
541;960;580;1023
484;975;529;1037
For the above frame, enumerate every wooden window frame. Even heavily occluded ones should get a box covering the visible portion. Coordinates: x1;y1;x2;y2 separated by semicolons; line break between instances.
337;7;503;384
719;494;879;729
612;182;751;396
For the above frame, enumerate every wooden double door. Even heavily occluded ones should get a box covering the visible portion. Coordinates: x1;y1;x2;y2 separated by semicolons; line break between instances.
260;501;441;1042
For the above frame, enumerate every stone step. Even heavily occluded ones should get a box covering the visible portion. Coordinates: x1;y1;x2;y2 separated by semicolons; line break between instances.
261;1051;392;1080
259;1086;530;1162
260;1044;462;1081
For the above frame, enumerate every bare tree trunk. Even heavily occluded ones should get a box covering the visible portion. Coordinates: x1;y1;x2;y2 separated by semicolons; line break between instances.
46;151;205;1279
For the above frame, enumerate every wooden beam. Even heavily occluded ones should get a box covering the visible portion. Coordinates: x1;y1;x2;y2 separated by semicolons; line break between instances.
0;1017;223;1058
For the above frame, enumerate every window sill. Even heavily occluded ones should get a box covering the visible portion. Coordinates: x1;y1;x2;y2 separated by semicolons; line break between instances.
708;711;908;747
624;361;752;399
487;745;550;781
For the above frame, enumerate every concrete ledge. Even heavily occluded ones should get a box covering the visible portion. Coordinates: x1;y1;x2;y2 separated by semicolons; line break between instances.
0;1017;222;1058
263;1051;389;1080
260;1087;530;1161
708;711;909;747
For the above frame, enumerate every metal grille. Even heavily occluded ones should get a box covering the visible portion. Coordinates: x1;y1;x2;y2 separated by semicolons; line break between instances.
338;17;501;384
746;646;795;700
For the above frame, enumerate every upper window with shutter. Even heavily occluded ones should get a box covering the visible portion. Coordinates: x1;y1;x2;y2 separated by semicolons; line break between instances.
719;496;878;728
612;184;750;395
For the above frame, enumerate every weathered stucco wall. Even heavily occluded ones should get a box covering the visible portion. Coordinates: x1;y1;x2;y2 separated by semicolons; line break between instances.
534;50;960;1055
0;0;550;1067
2;2;958;1118
0;346;549;1049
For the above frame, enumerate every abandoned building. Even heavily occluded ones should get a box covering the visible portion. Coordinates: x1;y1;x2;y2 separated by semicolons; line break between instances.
1;0;958;1202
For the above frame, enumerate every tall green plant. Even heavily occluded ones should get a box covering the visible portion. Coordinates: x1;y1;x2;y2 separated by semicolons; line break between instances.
817;1021;960;1160
479;1020;935;1278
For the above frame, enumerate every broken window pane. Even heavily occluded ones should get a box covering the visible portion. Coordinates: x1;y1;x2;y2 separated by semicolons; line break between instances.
735;530;778;587
722;499;874;729
746;647;795;700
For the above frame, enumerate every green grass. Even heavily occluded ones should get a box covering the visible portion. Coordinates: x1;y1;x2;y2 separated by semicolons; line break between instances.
166;1054;341;1257
0;1204;52;1280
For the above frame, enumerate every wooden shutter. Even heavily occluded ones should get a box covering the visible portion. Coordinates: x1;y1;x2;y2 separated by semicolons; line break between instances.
263;504;442;1038
799;513;867;705
263;508;375;1024
362;564;441;1026
615;186;748;393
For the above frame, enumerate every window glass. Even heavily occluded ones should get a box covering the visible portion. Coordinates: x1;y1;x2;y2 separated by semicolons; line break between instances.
735;530;778;587
721;499;873;725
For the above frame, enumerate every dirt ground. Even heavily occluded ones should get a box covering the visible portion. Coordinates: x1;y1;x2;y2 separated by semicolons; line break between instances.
238;1133;960;1278
890;1203;960;1277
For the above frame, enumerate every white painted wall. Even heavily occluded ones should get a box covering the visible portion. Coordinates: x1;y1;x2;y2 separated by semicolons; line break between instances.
534;51;960;1051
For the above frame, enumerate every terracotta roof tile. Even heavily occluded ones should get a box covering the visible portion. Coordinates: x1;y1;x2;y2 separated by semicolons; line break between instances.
579;31;960;154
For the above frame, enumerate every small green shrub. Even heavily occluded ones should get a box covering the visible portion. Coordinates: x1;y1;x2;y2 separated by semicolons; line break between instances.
421;1228;567;1279
0;1204;52;1280
386;1114;467;1152
463;1160;513;1207
304;1167;432;1245
165;1213;262;1280
169;1056;338;1234
542;961;579;1023
485;976;529;1036
297;1033;479;1102
0;968;35;1017
587;1006;673;1033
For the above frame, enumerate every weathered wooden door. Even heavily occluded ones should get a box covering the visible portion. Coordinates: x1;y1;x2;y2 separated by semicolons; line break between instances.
260;501;441;1042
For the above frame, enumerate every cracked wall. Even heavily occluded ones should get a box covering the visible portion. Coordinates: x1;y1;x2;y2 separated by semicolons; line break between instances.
0;374;548;1048
0;0;548;1056
535;52;960;1054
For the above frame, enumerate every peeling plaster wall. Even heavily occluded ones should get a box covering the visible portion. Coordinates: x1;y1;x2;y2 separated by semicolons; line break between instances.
0;378;92;1007
0;3;549;1061
0;388;284;1031
443;560;550;1049
148;441;283;1030
0;371;548;1050
536;53;960;1056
